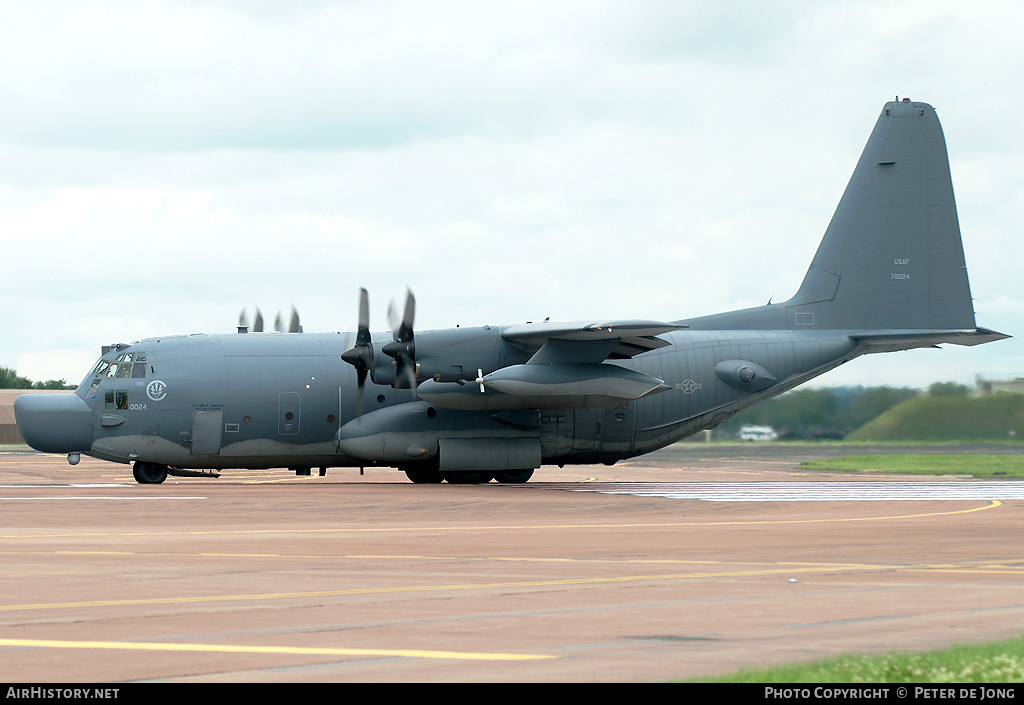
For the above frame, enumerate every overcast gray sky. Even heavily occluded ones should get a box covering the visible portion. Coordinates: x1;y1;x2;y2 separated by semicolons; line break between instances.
2;0;1021;389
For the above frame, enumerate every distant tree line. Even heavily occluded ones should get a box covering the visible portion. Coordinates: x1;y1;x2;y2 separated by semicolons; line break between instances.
0;366;75;390
716;383;969;440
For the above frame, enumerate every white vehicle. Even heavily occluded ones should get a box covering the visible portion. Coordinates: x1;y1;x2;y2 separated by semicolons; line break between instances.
739;425;778;442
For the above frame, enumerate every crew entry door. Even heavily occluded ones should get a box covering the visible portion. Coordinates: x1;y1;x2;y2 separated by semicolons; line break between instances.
191;410;223;456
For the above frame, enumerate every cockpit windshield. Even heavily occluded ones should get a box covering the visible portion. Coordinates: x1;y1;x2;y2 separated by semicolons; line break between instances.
91;352;148;380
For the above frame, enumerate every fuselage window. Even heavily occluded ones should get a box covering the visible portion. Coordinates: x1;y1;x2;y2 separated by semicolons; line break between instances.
104;390;128;410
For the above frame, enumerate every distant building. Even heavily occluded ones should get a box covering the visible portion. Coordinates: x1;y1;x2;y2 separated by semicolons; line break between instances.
976;375;1024;396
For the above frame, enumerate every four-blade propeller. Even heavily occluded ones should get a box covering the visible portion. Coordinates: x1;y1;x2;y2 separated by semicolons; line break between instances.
341;288;419;415
237;307;292;334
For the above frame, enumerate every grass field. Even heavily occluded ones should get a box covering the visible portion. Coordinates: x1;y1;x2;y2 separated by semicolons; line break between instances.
847;393;1024;442
798;454;1024;478
688;635;1024;682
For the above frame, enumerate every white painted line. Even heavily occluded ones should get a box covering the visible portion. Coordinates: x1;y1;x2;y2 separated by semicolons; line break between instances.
0;484;130;488
526;481;1024;501
0;496;207;500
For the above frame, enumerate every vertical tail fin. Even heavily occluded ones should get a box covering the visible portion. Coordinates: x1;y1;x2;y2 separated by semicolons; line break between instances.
788;99;976;330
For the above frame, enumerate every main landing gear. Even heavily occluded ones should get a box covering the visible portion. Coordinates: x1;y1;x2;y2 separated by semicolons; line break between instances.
132;461;168;484
401;467;535;484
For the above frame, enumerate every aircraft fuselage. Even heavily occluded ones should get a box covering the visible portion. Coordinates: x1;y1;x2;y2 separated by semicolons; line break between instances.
26;326;859;472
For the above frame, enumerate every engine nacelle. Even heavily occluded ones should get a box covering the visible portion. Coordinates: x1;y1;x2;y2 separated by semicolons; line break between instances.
417;363;666;411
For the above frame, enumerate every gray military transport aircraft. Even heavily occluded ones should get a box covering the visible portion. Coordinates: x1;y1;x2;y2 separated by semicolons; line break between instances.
15;99;1009;484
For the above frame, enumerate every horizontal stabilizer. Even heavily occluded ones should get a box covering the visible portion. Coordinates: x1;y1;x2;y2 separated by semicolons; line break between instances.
850;327;1010;352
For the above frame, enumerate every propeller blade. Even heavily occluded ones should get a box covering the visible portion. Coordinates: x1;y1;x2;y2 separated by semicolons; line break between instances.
400;353;418;391
254;308;263;333
476;369;485;393
342;287;377;414
397;289;415;343
356;368;366;418
289;306;301;333
357;288;370;346
274;311;282;333
386;290;415;337
238;308;249;329
381;288;417;389
386;300;398;337
383;289;416;361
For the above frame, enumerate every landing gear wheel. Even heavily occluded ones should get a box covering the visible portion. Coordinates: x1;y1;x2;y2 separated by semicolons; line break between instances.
133;461;168;485
404;467;443;484
493;469;534;484
442;471;493;484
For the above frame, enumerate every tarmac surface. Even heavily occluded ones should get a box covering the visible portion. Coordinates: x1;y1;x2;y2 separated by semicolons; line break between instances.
1;442;1023;683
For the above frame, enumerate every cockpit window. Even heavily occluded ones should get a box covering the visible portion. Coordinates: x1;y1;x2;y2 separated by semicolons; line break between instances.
93;352;146;380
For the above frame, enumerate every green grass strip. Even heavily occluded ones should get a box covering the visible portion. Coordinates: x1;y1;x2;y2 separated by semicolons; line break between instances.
688;635;1024;682
798;454;1024;478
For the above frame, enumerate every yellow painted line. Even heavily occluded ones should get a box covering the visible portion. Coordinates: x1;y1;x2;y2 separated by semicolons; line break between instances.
0;501;1002;540
54;551;1021;574
21;550;888;569
0;638;555;661
18;549;1024;578
917;565;1024;573
0;564;918;614
4;553;1019;616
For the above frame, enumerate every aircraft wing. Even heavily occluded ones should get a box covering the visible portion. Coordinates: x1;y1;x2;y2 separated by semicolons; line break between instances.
501;320;684;363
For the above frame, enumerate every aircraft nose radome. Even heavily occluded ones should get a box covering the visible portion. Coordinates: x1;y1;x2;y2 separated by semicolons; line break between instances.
13;394;93;454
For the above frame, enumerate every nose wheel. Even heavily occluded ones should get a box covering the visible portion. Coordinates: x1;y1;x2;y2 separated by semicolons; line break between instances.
133;461;168;484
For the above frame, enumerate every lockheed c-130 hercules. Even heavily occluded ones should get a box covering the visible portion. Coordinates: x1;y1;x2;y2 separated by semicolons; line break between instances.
15;99;1009;484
